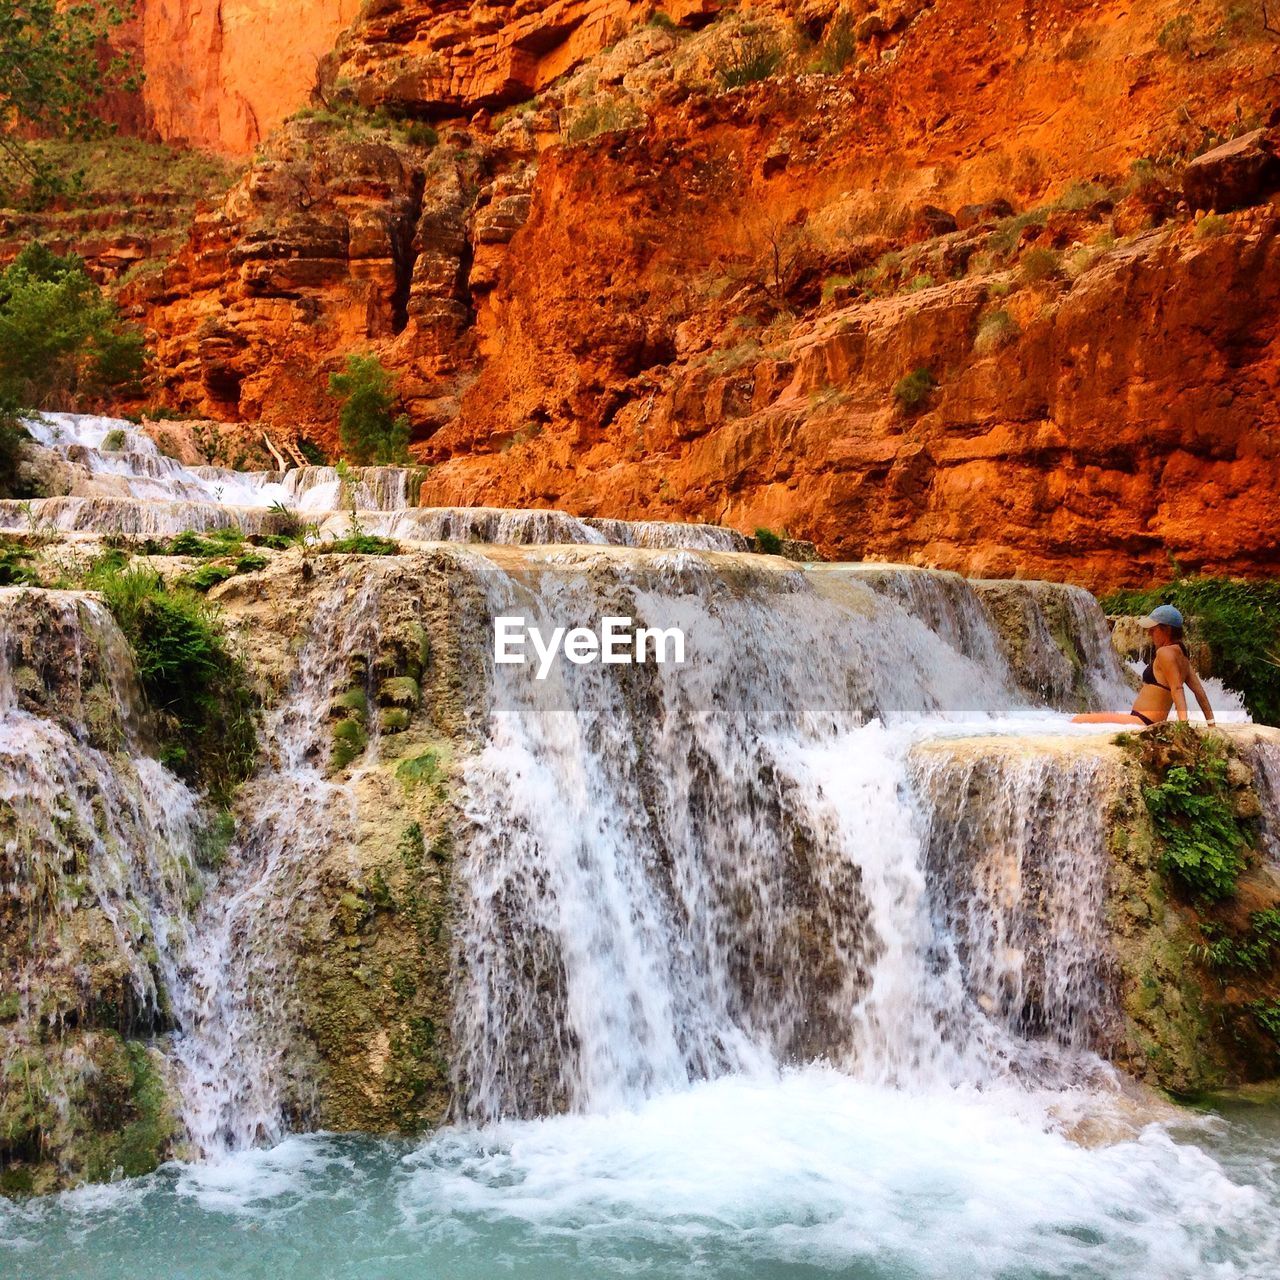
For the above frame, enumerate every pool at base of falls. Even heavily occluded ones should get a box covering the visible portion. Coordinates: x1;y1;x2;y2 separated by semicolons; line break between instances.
4;1068;1278;1280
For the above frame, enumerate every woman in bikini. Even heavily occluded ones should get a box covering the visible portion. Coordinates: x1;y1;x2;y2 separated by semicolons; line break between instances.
1072;604;1216;727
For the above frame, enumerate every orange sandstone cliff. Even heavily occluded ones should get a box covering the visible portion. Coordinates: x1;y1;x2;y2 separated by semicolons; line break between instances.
128;0;364;152
104;0;1279;588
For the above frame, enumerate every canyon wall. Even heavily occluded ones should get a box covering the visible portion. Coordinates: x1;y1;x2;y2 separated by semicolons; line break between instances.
131;0;363;152
106;0;1279;587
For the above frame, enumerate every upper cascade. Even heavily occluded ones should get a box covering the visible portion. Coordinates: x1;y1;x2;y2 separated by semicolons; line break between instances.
11;414;740;551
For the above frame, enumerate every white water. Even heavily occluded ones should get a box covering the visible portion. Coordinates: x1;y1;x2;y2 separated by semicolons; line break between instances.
10;413;735;549
4;420;1280;1278
0;589;205;1035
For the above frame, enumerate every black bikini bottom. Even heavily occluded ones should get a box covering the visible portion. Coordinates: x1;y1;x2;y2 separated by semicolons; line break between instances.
1131;710;1155;726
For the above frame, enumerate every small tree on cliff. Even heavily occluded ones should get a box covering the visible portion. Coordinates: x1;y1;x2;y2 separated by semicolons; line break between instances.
328;354;412;466
0;242;146;410
0;2;140;207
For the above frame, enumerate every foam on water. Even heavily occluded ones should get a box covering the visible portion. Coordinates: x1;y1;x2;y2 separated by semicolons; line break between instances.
4;1073;1279;1280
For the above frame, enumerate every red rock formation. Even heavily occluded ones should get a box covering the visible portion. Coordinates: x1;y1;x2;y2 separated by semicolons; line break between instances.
132;0;363;153
117;0;1279;589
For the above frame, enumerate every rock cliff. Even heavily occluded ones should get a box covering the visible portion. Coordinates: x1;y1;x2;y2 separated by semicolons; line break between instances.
110;0;1278;588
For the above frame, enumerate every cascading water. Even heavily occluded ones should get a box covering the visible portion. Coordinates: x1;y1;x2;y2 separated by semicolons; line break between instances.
169;566;387;1157
449;552;1109;1120
4;418;1280;1279
910;741;1124;1061
0;588;205;1060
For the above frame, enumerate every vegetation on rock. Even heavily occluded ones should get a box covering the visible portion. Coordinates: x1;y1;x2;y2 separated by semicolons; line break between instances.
328;355;411;466
87;555;258;802
1141;734;1250;902
0;0;137;207
0;244;146;416
1109;724;1280;1091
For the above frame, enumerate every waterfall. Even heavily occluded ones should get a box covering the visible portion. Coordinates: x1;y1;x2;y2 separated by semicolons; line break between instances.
0;588;205;1048
10;410;1269;1182
910;740;1124;1061
447;551;1116;1122
168;565;387;1157
970;578;1137;711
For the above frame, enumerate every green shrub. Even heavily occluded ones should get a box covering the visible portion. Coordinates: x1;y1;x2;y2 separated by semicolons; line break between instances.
87;561;257;802
0;244;147;411
647;8;678;31
404;122;439;148
0;399;26;496
319;511;399;556
1101;577;1280;725
1054;180;1110;212
718;32;784;88
821;274;855;302
1198;910;1280;972
973;309;1019;355
1143;745;1249;902
564;98;642;144
1251;999;1280;1041
754;527;784;556
1019;247;1061;283
1157;13;1195;56
893;367;936;413
0;0;138;207
102;428;127;452
906;273;936;292
814;10;857;73
180;562;238;593
328;354;411;465
0;536;39;586
987;209;1048;255
1195;214;1230;239
297;438;328;466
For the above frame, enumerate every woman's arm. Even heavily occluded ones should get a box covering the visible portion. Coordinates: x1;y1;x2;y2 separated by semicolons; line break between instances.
1185;666;1216;724
1159;647;1189;720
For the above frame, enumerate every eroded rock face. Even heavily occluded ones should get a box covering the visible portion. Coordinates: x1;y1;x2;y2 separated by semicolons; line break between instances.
117;0;1279;589
320;0;724;118
912;723;1280;1096
0;592;186;1195
133;0;365;153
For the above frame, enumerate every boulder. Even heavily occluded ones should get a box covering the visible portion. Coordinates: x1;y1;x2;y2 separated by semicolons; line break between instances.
955;198;1015;229
1182;129;1280;213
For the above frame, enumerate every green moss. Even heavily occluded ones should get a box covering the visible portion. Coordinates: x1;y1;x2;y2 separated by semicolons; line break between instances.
331;718;368;771
332;688;368;716
379;676;420;709
0;993;18;1021
380;707;411;733
396;750;443;793
195;808;236;871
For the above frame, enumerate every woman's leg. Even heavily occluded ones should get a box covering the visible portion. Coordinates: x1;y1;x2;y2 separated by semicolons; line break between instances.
1071;712;1150;725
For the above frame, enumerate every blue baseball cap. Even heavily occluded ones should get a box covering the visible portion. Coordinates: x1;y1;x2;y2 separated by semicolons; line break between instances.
1138;604;1184;629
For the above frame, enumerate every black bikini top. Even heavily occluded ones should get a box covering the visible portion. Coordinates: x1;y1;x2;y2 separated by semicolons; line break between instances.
1142;660;1170;691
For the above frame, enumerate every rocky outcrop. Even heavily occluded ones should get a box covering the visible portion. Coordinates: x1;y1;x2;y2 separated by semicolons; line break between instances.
319;0;723;119
913;723;1280;1096
112;0;1280;590
1183;128;1280;214
0;591;186;1195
